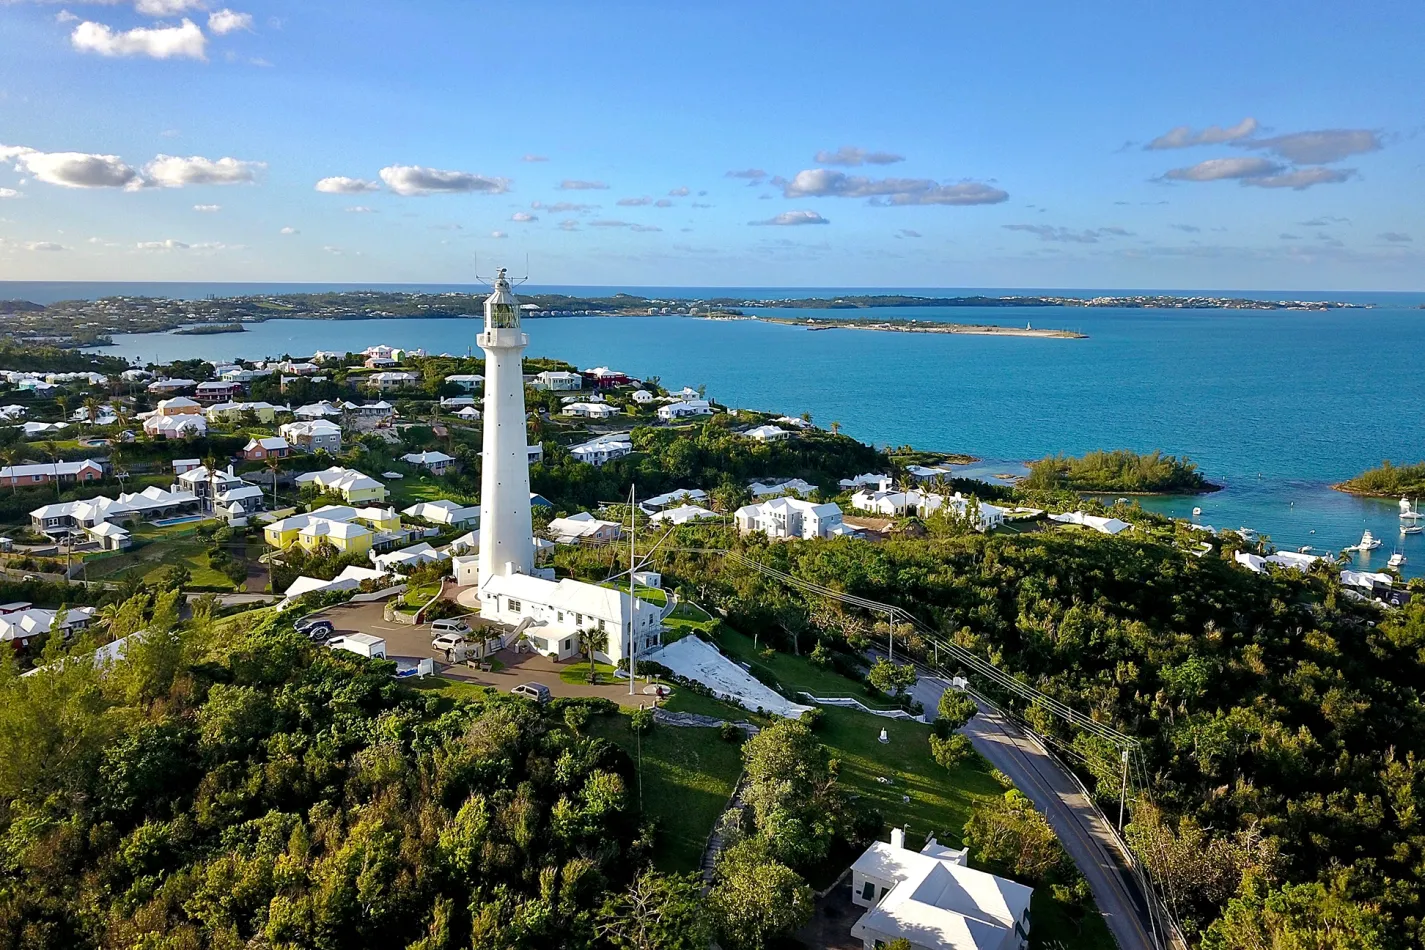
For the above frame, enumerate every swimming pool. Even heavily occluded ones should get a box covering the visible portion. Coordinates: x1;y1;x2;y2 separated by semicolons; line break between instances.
151;515;206;527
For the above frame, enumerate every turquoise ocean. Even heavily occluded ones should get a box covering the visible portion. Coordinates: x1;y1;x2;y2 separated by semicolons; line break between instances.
7;281;1424;575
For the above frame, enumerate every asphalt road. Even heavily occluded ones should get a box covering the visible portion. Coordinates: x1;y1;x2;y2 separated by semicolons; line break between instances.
910;676;1165;950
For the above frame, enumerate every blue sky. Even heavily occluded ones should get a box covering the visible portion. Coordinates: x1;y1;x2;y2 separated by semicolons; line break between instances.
1;0;1422;290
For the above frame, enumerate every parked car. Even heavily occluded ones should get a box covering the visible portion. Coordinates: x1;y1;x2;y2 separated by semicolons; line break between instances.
294;618;335;641
431;618;473;638
510;683;551;704
432;632;468;661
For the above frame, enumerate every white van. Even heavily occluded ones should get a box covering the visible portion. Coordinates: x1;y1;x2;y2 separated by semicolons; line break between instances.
431;618;473;638
329;634;387;660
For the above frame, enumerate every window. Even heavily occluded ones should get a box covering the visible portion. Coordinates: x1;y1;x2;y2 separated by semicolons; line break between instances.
507;599;521;613
597;619;606;632
861;880;876;902
562;638;572;652
489;302;519;329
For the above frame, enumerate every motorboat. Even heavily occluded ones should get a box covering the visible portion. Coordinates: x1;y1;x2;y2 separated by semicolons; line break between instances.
1403;523;1423;536
1389;552;1407;569
1344;530;1382;553
1192;507;1202;517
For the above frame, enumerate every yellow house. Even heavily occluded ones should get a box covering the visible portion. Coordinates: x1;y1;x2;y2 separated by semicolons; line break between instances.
298;518;373;555
207;401;281;424
263;505;401;555
295;467;389;504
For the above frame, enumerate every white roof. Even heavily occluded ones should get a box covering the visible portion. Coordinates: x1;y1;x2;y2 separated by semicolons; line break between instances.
281;419;343;436
748;478;818;497
650;504;719;525
401;450;455;465
1341;569;1392;588
0;459;103;479
484;572;650;623
1047;511;1131;535
371;542;447;570
246;437;289;451
744;424;789;439
156;396;201;411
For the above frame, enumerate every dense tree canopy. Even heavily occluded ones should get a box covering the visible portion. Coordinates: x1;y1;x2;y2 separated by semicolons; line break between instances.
1022;449;1215;493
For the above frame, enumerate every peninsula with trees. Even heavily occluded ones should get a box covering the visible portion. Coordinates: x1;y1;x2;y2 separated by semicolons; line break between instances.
1021;449;1221;494
1334;460;1425;497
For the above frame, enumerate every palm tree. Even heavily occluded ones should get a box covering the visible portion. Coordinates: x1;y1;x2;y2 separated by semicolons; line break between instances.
578;626;609;682
829;421;841;436
265;455;282;510
204;451;221;515
0;446;17;495
83;396;102;427
55;395;71;428
42;440;62;501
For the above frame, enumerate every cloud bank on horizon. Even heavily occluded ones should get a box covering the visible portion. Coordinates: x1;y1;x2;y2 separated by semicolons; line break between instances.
0;0;1420;289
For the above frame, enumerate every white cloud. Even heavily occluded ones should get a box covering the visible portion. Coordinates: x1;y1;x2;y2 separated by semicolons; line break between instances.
558;219;579;231
1379;231;1413;243
192;203;220;212
1240;167;1355;190
1145;118;1258;150
25;241;65;252
543;201;597;213
135;0;204;15
0;188;20;199
345;205;376;213
781;169;1008;205
145;154;263;186
814;146;905;166
522;154;548;163
207;9;253;34
279;226;298;234
896;229;921;238
750;210;830;226
1161;156;1282;182
559;179;609;190
655;198;673;208
55;9;78;23
511;211;537;222
490;230;507;238
316;176;380;194
1233;129;1381;164
668;186;690;196
71;18;206;60
1003;224;1132;243
617;196;651;206
137;239;189;250
725;168;767;182
3;146;142;189
631;224;661;232
378;164;509;196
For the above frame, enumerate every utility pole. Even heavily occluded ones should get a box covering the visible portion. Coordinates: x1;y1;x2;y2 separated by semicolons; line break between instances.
1118;747;1131;831
628;483;637;696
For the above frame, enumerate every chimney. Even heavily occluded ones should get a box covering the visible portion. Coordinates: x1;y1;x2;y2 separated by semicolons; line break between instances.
890;827;905;850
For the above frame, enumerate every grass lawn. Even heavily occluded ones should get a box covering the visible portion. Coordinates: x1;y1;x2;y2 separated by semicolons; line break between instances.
661;601;716;642
662;688;760;722
83;538;236;589
559;660;617;685
388;476;475;508
406;675;494;702
602;580;668;608
588;709;743;874
714;626;896;710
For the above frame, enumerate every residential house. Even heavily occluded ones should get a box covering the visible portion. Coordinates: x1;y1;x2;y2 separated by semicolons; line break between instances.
631;389;656;404
849;829;1033;950
69;406;118;426
0;605;98;649
454;406;482;421
671;387;700;400
440;395;477;408
475;572;662;664
154;396;203;417
547;511;623;545
293;400;344;420
364;356;400;369
743;424;791;442
279;419;343;454
242;436;290;462
569;434;633;466
0;459;104;489
143;414;208;439
30;487;202;546
17;421;68;436
640;487;709;513
774;415;815;430
840;473;893;490
370;542;448;573
531;370;583;391
147;378;197;394
194;380;245;404
735;497;849;540
262;504;406;556
172;458;202;475
218;367;265;384
657;399;713;420
173;464;250;510
0;405;26;421
581;366;633;389
527;443;544;464
206;401;281;423
906;463;957;483
444;374;484;391
367;371;420;392
403;499;479;528
295;466;388;503
851;488;947;518
650;504;720;526
401;450;456;475
278;361;320;375
748;478;819;499
563;402;619;420
1047;511;1129;535
344;400;396;418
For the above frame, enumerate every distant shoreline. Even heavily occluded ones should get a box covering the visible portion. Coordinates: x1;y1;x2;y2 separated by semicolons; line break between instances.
758;315;1085;339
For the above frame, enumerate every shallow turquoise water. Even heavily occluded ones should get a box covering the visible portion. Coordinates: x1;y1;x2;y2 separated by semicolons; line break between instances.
95;305;1425;574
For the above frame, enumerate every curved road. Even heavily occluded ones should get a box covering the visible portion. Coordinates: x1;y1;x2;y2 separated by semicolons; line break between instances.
910;676;1170;950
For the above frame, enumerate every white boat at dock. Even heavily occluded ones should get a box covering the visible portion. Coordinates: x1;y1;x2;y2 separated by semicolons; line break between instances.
1344;530;1382;553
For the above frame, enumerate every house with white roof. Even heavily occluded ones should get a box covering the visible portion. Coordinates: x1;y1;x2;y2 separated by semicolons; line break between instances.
31;487;202;547
401;450;456;475
344;400;396;418
154;396;203;416
173;464;249;507
671;387;700;400
403;499;479;528
0;605;98;648
744;424;792;442
840;473;893;491
943;494;1007;532
735;497;849;540
531;370;582;391
631;389;656;404
295;466;388;503
279;419;343;453
17;421;68;436
262;504;405;556
147;378;197;394
367;371;420;392
852;488;946;518
242;436;290;462
206;401;281;423
444;374;485;391
1047;511;1131;535
569;434;633;466
657;399;713;420
849;829;1032;950
906;464;957;483
440;395;477;409
293;400;344;420
749;478;819;499
0;459;104;489
563;402;619;420
69;405;119;426
650;504;720;526
547;511;624;545
194;380;245;404
454;406;482;421
143;414;208;439
527;443;544;464
774;415;814;430
475;572;662;664
370;541;449;574
641;487;709;512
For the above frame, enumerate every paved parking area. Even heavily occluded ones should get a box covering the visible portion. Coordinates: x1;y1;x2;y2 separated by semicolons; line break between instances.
310;600;662;708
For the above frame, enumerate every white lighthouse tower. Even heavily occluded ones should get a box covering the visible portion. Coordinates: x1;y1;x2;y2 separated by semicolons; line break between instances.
476;268;535;587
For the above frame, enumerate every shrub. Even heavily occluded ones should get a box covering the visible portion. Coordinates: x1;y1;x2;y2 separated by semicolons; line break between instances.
630;706;656;734
720;721;743;743
563;705;591;734
798;707;824;730
807;641;832;669
929;733;974;770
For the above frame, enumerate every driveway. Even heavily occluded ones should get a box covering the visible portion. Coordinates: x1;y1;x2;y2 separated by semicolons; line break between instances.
309;600;661;708
911;675;1165;950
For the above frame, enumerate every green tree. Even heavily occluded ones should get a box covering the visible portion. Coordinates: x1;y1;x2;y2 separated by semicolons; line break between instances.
867;657;916;698
963;790;1068;884
709;840;813;950
596;870;711;950
1203;874;1390;950
936;688;978;732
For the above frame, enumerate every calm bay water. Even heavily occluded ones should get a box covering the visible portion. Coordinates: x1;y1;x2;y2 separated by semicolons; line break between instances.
71;296;1425;574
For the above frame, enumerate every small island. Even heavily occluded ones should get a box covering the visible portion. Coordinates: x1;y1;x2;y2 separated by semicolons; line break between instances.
758;314;1085;339
174;322;246;336
1334;460;1425;498
1021;449;1220;494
